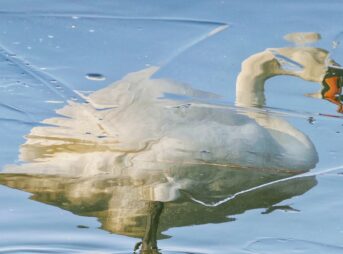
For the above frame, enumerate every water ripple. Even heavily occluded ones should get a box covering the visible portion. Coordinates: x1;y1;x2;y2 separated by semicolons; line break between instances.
246;238;343;254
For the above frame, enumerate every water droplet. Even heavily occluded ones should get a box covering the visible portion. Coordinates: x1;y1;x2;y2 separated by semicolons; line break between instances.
72;16;79;20
47;35;54;39
89;29;95;33
201;150;211;154
71;25;76;29
45;100;64;104
77;225;89;229
85;73;106;81
308;116;316;124
27;46;32;50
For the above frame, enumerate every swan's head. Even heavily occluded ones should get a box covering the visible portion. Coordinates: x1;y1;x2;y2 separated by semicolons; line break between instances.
273;47;333;82
236;46;343;111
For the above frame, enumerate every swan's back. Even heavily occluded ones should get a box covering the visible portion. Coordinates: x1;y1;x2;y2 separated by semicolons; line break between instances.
12;67;318;174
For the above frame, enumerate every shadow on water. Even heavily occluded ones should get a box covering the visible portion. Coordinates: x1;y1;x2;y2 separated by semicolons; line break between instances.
2;33;343;253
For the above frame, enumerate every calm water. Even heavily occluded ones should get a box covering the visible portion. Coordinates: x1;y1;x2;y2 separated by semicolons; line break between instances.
1;1;343;253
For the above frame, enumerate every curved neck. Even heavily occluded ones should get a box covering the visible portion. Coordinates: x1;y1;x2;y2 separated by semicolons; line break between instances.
235;51;287;107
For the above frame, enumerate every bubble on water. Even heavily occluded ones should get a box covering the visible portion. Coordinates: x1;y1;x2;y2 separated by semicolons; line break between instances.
333;40;340;49
85;73;106;81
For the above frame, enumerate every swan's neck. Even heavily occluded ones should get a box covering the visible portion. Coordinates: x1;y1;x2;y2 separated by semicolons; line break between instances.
235;51;287;107
234;48;326;168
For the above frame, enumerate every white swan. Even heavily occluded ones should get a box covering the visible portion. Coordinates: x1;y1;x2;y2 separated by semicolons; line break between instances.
8;45;332;175
2;39;335;253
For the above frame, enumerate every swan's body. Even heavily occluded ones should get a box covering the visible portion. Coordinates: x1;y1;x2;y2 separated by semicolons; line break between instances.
10;46;332;174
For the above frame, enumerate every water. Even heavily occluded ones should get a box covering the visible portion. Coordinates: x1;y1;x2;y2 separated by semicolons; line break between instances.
1;1;343;254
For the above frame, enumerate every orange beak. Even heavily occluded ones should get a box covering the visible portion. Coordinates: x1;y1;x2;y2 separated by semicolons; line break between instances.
321;67;343;113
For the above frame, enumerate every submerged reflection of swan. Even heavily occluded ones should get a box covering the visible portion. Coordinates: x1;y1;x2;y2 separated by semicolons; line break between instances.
0;40;335;252
0;166;317;253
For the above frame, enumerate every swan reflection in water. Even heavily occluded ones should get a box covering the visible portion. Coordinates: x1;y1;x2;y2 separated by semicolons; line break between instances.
1;33;341;253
